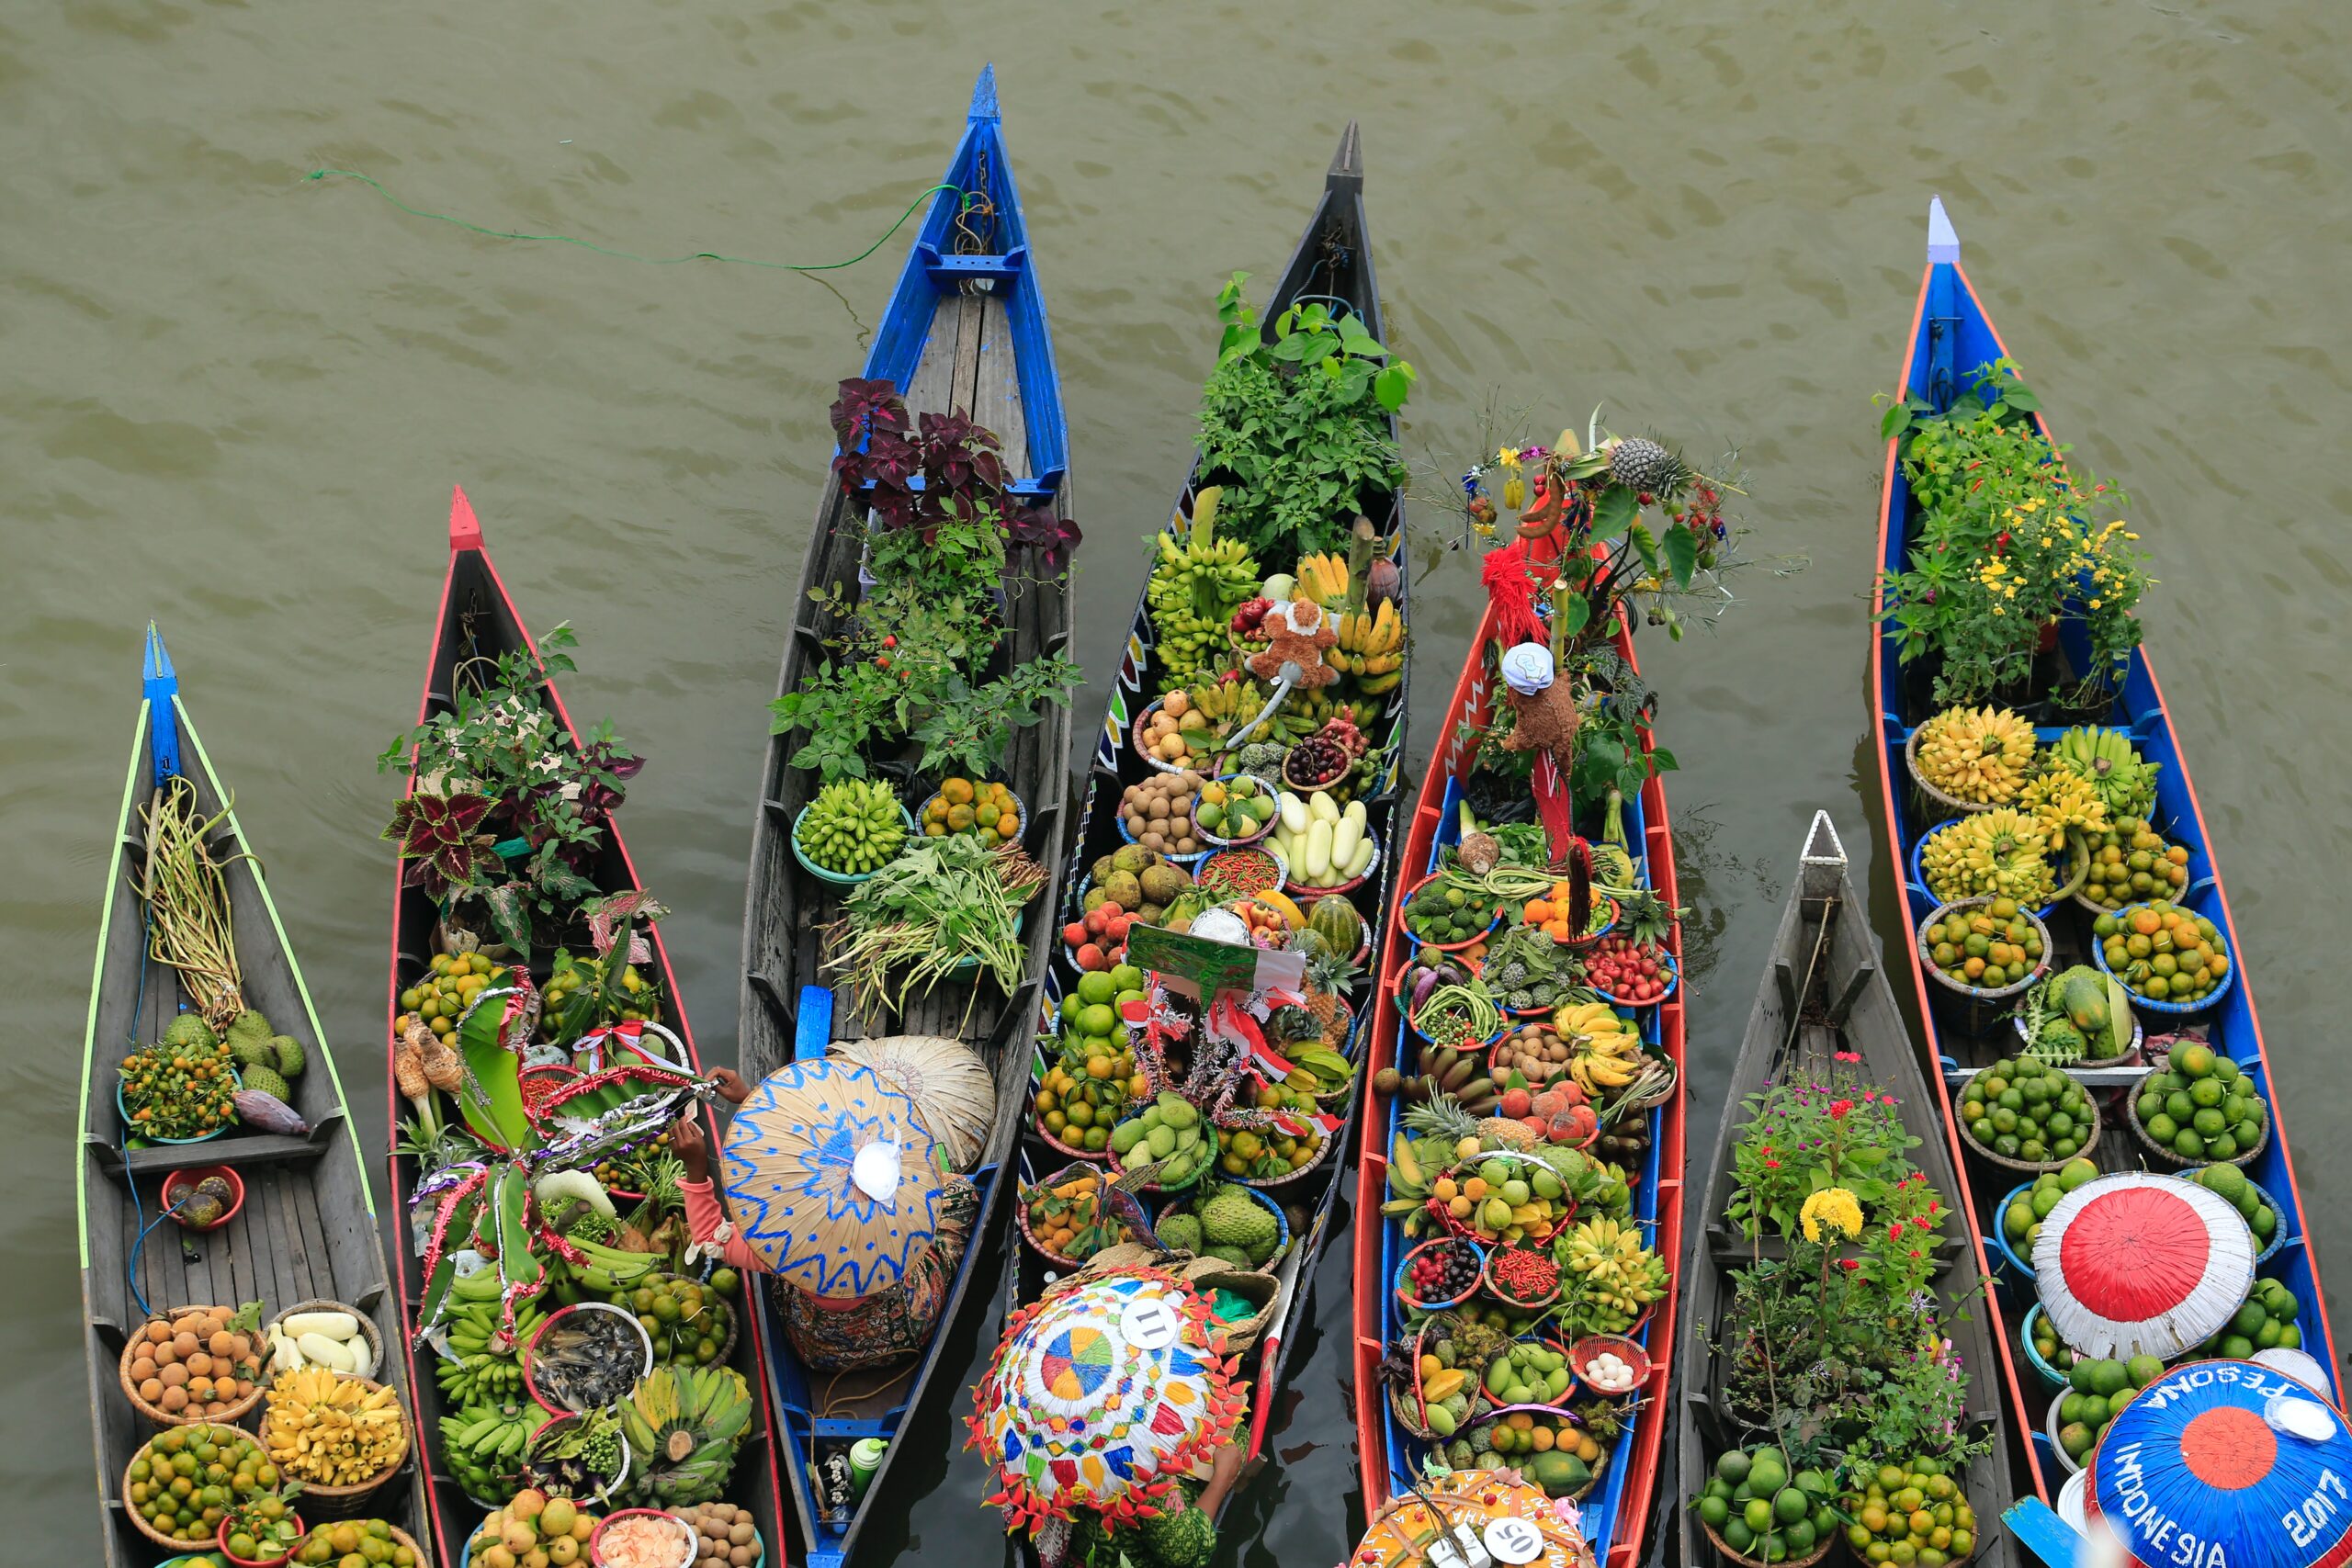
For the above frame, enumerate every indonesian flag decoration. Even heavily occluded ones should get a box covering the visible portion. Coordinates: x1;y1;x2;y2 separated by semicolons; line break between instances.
2034;1172;2256;1361
967;1266;1246;1535
2087;1359;2352;1568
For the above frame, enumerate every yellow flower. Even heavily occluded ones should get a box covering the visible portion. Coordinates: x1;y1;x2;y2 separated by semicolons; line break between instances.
2003;585;2017;598
2089;599;2103;610
1497;446;1522;469
1984;558;2007;577
2125;531;2140;540
1802;1188;1865;1244
2020;498;2045;513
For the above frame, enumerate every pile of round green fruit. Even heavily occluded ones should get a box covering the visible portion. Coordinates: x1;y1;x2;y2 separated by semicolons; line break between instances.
2029;1308;2077;1381
1405;874;1494;946
1840;1458;1977;1566
1480;1339;1573;1406
2077;817;2191;910
1960;1055;2096;1165
1194;774;1276;843
2133;1043;2266;1163
1689;1445;1839;1564
2053;1354;2166;1466
796;778;908;876
1920;897;2045;991
2186;1163;2280;1252
122;1423;276;1550
596;1270;737;1366
2094;900;2230;1006
2199;1278;2302;1360
290;1517;421;1565
397;950;510;1042
1111;1091;1214;1186
2001;1156;2100;1260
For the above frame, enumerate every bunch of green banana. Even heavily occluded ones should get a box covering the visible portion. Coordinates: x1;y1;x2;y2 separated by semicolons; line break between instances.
1145;488;1258;688
2048;725;2160;820
1281;1044;1356;1100
556;1234;666;1292
1553;1215;1667;1331
435;1348;526;1405
439;1399;537;1500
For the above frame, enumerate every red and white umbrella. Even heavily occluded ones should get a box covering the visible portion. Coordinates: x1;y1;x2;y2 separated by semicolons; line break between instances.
2033;1172;2256;1361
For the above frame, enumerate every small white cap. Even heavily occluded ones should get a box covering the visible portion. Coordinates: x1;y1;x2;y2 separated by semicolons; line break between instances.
852;1141;902;1202
1500;642;1555;696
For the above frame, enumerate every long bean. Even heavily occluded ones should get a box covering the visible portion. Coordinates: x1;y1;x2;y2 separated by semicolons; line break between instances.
133;776;251;1027
825;840;1046;1028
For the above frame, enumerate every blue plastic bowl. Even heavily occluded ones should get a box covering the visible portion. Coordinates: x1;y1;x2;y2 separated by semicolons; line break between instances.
1165;1182;1293;1268
2088;901;2236;1016
1991;1179;2042;1287
2020;1302;2073;1391
1592;948;1679;1010
118;1063;243;1144
1911;818;2065;920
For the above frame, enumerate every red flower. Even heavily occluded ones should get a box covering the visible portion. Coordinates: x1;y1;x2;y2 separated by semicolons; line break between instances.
1763;1159;1780;1169
1888;1223;1905;1240
1829;1100;1854;1121
1909;1249;1922;1258
1839;1258;1861;1271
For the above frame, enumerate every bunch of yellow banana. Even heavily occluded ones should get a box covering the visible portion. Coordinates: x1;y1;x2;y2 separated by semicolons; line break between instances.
1181;674;1265;743
1295;550;1351;607
263;1366;407;1485
1557;1215;1668;1322
1562;1003;1643;1096
1329;599;1406;694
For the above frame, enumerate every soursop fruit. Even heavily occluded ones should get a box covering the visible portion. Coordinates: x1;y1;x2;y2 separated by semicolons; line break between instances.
163;1013;217;1050
239;1063;292;1102
1154;1213;1204;1255
271;1034;306;1077
1204;1244;1253;1269
226;1009;273;1043
1199;1184;1277;1262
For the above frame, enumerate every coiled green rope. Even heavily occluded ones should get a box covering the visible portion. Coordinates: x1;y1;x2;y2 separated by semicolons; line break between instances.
304;168;974;272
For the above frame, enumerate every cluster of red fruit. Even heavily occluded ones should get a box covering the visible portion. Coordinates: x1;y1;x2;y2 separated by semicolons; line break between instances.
1497;1082;1600;1148
1587;936;1670;1004
1405;1240;1479;1304
1061;901;1136;972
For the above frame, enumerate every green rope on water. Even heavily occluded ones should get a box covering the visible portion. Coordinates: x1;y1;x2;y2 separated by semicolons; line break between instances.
303;168;972;272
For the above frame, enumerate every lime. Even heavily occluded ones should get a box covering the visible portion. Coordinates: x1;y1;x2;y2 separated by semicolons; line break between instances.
1716;1450;1752;1486
1774;1487;1809;1524
1745;1498;1775;1534
1075;971;1117;1007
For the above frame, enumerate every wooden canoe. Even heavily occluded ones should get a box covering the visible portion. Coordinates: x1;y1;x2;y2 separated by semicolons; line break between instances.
79;626;430;1564
735;63;1074;1568
383;491;788;1568
1869;197;2341;1503
1350;596;1686;1568
1001;122;1414;1529
1671;811;2021;1566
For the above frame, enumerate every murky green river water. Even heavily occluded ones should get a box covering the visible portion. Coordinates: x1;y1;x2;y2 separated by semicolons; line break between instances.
9;3;2349;1559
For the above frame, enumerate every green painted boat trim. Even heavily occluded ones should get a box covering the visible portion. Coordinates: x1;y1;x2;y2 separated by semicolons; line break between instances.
77;703;150;1271
176;696;379;1221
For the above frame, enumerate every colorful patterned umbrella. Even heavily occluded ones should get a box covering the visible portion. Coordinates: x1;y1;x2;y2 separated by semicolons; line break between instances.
1344;1470;1595;1568
2033;1172;2255;1360
2088;1359;2352;1567
718;1059;946;1300
967;1265;1247;1531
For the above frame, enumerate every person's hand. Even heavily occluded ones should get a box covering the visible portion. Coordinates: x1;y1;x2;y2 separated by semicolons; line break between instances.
1197;1439;1247;1517
670;1115;708;1182
709;1066;752;1106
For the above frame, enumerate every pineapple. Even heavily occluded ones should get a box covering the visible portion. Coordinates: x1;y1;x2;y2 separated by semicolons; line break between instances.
1300;950;1363;1050
1403;1089;1537;1155
1604;436;1693;498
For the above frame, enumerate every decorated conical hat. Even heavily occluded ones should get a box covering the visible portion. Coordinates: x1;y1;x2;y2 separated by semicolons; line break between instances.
718;1059;946;1300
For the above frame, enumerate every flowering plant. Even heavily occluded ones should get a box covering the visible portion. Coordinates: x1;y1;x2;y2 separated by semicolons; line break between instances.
1724;1067;1919;1244
1876;360;2152;706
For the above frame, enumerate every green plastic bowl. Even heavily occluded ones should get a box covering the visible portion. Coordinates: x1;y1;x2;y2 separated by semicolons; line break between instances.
792;799;917;886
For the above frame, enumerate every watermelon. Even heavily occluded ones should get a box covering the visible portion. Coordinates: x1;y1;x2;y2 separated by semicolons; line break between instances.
1309;897;1366;955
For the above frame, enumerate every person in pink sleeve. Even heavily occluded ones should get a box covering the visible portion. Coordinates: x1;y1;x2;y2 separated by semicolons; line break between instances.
669;1066;980;1371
